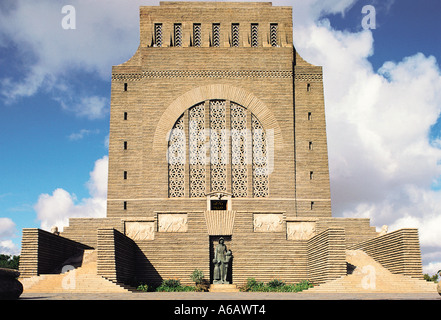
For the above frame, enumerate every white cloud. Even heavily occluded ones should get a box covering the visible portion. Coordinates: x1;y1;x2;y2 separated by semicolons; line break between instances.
60;96;109;120
423;262;441;276
34;156;108;231
0;217;16;239
0;240;20;256
68;128;100;141
0;218;19;255
0;0;144;116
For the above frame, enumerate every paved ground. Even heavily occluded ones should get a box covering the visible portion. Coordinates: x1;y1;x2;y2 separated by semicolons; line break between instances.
16;292;440;319
19;291;441;300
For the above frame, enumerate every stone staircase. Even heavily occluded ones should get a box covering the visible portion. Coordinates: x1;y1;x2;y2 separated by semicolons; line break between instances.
209;284;240;292
20;250;135;293
302;250;437;293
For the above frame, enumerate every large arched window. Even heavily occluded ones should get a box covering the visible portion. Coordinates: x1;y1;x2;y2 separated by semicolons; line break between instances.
168;100;269;198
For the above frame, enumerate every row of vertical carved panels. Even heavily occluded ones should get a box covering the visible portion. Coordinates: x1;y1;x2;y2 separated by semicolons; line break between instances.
168;100;269;198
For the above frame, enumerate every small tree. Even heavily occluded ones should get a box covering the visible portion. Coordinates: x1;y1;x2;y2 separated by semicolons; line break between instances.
191;269;209;291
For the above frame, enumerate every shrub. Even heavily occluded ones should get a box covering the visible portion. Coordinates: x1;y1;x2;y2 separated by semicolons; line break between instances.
162;278;182;288
423;273;439;283
190;269;210;292
242;278;314;292
244;278;266;292
156;278;197;292
267;279;285;288
190;269;205;285
137;283;149;292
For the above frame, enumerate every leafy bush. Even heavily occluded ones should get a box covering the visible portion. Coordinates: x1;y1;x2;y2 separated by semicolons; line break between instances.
267;279;285;288
163;278;181;288
242;278;314;292
423;273;439;283
156;278;197;292
137;283;149;292
190;269;210;291
244;278;266;292
190;269;205;284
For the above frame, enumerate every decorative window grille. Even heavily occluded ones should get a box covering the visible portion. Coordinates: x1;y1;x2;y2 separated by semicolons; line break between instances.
231;23;239;47
189;103;206;197
210;100;227;192
270;23;278;47
251;23;258;47
174;23;182;47
155;23;163;47
193;23;201;47
212;23;220;47
231;103;248;197
252;115;269;197
168;100;269;198
168;115;185;197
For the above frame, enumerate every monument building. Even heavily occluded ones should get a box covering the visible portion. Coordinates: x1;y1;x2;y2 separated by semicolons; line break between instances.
19;2;430;292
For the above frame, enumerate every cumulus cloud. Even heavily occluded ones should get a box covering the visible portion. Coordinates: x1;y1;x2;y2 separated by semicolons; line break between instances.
0;218;16;239
0;0;144;116
0;218;19;255
59;95;110;120
34;156;108;231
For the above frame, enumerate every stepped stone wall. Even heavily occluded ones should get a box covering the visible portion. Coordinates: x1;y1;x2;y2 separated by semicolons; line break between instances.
350;228;424;279
61;218;124;248
315;218;378;248
20;228;91;278
307;228;346;284
97;229;136;284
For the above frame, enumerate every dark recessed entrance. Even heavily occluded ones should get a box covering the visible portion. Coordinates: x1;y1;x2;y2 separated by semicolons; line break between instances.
210;235;233;284
210;199;227;210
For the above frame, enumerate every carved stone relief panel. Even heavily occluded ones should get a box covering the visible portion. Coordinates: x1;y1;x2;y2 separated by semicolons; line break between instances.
158;213;188;232
253;213;284;232
286;221;316;240
125;221;155;240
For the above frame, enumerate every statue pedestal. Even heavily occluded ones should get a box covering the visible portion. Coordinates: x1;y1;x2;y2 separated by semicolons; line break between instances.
213;280;229;285
209;284;239;292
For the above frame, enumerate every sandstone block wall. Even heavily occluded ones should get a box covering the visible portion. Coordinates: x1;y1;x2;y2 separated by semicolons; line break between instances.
315;218;378;248
61;218;124;248
96;228;136;284
19;228;91;278
349;228;424;279
107;1;332;219
307;228;347;284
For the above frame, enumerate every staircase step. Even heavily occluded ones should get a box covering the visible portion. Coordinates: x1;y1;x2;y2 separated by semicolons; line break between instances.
304;250;437;293
21;250;134;293
209;284;240;292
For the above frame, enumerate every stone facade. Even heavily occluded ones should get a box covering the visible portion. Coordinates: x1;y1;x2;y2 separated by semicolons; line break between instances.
19;2;426;289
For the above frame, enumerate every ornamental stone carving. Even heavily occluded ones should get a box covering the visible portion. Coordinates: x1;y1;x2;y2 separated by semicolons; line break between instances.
253;213;284;232
125;221;155;240
158;213;188;232
286;221;316;240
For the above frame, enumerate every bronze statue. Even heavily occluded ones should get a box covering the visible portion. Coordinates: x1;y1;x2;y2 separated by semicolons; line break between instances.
213;238;232;284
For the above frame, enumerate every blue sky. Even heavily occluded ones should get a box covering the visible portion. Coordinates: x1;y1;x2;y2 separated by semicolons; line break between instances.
1;0;441;275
